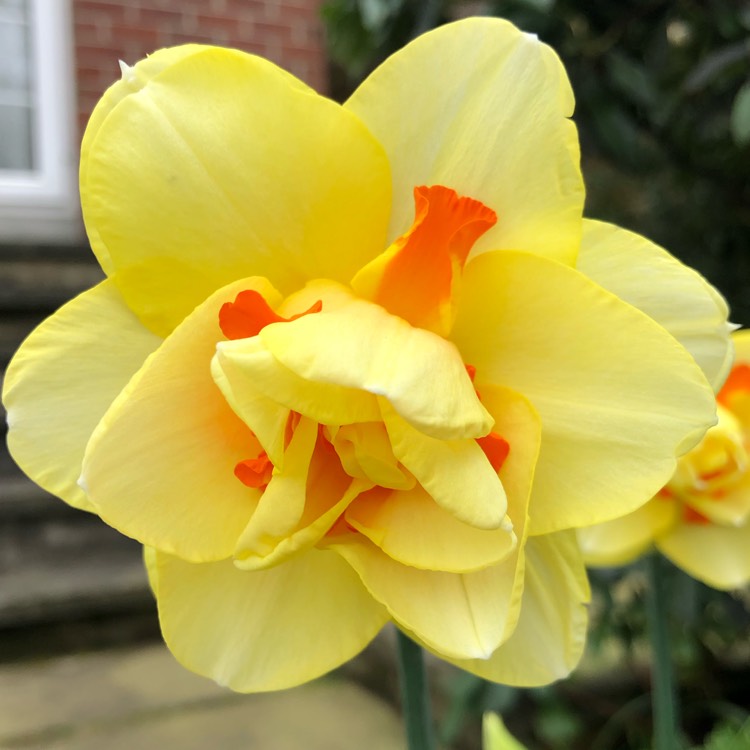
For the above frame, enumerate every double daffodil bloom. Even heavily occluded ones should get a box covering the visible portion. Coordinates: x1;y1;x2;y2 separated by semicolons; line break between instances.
3;19;731;691
580;331;750;591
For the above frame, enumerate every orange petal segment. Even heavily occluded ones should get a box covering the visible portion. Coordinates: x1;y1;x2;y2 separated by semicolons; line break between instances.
352;185;496;335
718;363;750;407
477;433;511;474
220;289;322;340
235;452;274;489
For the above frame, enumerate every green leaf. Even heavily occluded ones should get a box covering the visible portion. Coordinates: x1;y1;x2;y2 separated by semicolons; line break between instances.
694;719;750;750
606;51;658;109
730;82;750;146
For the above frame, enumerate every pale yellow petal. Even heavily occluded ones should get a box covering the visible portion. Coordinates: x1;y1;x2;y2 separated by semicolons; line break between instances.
155;548;389;692
483;713;529;750
380;400;507;530
657;521;750;590
329;535;514;660
451;250;716;534
578;498;678;567
346;17;583;265
81;278;277;561
3;281;160;512
82;46;391;335
443;532;590;686
260;296;493;440
578;219;733;392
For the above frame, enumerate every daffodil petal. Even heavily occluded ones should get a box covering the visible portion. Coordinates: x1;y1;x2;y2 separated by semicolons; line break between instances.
3;281;160;512
209;355;290;466
722;329;750;426
214;337;381;433
687;475;750;526
442;532;590;686
82;46;391;335
452;250;717;534
155;548;389;692
346;17;583;265
345;484;515;573
346;385;539;574
657;522;750;590
80;45;212;277
233;422;370;571
81;278;277;561
260;297;492;440
577;499;678;567
381;401;506;530
330;535;519;661
578;219;734;392
232;415;318;567
328;422;415;490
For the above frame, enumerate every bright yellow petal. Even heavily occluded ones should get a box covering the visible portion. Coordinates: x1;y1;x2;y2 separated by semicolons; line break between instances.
578;498;678;567
330;535;514;660
213;338;381;440
578;220;734;392
232;416;318;568
442;532;590;686
687;473;750;526
82;46;391;335
345;483;516;573
380;401;507;530
720;330;750;427
732;329;750;363
451;250;717;534
260;296;492;440
81;278;277;561
657;521;750;590
80;45;213;277
328;422;415;490
3;281;160;512
346;17;583;265
154;548;389;692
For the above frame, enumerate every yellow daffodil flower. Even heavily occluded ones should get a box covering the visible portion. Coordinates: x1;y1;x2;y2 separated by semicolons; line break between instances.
3;19;731;691
580;331;750;590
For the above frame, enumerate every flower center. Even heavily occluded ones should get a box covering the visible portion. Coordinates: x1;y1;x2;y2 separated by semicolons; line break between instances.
352;185;497;336
663;400;748;525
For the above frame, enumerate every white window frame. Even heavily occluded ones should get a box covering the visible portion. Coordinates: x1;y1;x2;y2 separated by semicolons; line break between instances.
0;0;83;243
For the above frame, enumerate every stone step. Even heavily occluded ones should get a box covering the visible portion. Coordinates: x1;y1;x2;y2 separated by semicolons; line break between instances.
0;470;151;630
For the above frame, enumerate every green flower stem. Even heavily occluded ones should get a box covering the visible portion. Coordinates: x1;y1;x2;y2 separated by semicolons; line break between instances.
395;629;436;750
645;553;681;750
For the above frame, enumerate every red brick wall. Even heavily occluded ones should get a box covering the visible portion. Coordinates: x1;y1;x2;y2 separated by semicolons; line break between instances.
72;0;327;137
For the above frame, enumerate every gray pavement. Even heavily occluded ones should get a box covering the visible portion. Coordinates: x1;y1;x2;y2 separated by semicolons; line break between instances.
0;642;407;750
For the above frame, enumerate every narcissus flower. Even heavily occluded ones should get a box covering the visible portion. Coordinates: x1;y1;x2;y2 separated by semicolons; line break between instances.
580;331;750;591
3;19;731;691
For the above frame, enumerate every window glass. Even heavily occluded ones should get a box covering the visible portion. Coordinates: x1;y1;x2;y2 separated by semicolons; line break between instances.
0;0;35;170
